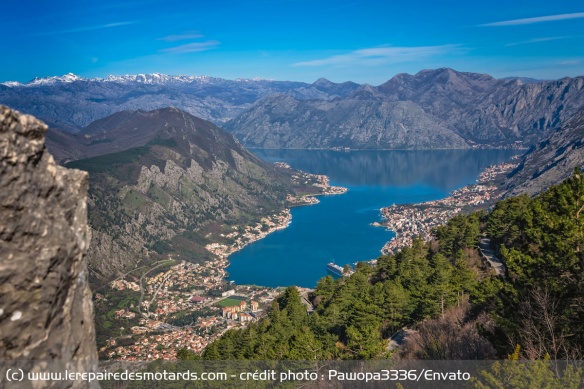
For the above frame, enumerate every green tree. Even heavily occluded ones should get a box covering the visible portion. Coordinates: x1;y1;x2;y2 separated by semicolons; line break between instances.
474;346;582;389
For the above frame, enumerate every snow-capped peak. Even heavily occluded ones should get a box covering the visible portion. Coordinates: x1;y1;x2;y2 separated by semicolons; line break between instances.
0;73;88;87
100;73;219;85
1;81;23;87
235;77;273;82
2;73;273;88
26;73;86;86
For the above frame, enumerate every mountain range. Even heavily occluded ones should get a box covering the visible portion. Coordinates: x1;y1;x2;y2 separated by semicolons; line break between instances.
227;68;584;149
0;73;358;132
4;68;584;151
0;76;584;366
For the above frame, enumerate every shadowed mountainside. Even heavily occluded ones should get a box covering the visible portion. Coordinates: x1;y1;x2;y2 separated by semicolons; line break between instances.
503;107;584;197
61;107;317;283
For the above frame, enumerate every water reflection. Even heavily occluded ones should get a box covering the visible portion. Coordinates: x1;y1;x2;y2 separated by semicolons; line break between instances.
252;149;523;189
228;149;522;287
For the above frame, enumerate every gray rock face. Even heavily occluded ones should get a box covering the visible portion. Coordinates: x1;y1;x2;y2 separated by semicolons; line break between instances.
0;106;97;373
226;93;468;149
504;107;584;197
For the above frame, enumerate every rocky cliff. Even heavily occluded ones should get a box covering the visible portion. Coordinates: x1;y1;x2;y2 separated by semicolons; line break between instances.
225;91;469;149
0;106;97;376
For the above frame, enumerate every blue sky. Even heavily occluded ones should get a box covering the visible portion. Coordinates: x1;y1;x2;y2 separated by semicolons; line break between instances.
2;0;583;84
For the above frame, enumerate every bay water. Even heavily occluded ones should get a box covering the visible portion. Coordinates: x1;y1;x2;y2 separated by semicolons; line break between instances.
227;149;520;288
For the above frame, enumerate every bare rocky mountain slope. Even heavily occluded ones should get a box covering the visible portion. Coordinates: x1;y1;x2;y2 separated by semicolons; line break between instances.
227;68;584;149
503;107;584;197
0;106;97;377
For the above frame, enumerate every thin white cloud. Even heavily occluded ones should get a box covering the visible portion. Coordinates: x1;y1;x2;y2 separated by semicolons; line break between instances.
506;37;566;47
159;40;220;54
558;60;581;65
158;32;204;42
292;45;460;67
481;12;584;27
27;21;137;36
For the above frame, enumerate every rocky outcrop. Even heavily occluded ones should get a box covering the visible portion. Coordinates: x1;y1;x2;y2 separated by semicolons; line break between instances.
0;106;97;375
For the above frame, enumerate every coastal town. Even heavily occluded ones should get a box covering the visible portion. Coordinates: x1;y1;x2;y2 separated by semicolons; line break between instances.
205;210;293;259
99;259;284;361
97;162;348;361
278;161;349;204
97;160;520;360
378;160;520;254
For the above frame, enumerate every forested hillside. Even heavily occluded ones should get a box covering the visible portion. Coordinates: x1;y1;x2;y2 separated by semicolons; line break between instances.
63;108;324;283
203;171;584;361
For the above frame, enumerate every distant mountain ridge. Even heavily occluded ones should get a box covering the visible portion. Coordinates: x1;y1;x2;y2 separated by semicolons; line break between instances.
46;108;224;163
4;68;584;150
227;68;584;149
2;72;272;87
0;73;359;131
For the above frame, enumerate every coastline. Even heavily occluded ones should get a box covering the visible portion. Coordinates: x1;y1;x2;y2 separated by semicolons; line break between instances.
206;164;348;262
376;160;520;255
100;153;523;360
205;209;293;260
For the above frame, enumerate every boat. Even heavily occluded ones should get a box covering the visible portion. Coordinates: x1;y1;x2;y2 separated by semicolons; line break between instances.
326;262;344;277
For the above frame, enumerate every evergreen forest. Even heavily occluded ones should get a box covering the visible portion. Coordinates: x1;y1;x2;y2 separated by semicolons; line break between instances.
202;171;584;361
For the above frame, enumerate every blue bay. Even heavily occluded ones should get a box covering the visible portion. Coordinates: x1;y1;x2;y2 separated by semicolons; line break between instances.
227;149;520;288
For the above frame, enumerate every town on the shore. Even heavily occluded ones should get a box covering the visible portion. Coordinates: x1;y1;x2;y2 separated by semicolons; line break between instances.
98;162;346;361
100;258;286;360
99;159;519;361
377;160;520;254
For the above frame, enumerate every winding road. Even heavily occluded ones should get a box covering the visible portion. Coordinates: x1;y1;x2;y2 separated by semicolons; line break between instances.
478;237;506;276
